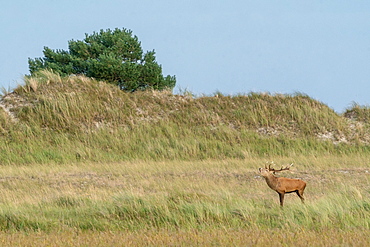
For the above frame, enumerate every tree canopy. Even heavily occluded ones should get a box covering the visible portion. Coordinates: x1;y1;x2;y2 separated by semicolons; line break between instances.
28;28;176;91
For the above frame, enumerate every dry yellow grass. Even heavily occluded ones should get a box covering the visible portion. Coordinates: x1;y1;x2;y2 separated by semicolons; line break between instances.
0;156;368;245
0;229;369;247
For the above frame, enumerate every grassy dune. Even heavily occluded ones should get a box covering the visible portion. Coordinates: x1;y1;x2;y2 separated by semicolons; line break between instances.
1;70;370;165
0;71;369;245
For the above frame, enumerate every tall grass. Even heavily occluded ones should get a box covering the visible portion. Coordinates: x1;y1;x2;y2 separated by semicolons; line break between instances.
1;121;369;164
344;103;370;123
0;158;368;245
1;70;370;164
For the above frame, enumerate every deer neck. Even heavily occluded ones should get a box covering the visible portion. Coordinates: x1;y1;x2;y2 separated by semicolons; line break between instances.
264;174;279;190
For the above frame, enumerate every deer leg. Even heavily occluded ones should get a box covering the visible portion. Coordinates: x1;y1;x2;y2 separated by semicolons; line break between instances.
296;190;305;204
278;193;284;207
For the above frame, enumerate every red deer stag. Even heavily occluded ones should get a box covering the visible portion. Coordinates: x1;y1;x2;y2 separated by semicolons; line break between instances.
259;163;306;206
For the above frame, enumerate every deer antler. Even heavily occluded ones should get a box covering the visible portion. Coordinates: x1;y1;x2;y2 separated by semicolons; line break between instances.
268;163;293;173
265;161;276;170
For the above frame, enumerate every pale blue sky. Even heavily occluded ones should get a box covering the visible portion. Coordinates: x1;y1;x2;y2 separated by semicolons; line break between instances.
1;1;369;112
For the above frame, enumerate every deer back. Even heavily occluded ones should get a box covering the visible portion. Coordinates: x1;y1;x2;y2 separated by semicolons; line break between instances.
276;177;306;193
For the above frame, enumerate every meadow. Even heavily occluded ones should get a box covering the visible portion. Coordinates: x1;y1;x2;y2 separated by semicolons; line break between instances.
0;156;368;246
0;71;369;245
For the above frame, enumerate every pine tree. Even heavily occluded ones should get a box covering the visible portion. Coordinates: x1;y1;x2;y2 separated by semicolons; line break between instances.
28;28;176;91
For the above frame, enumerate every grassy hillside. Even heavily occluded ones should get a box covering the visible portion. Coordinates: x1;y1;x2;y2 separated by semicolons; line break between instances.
0;71;369;245
1;70;370;164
